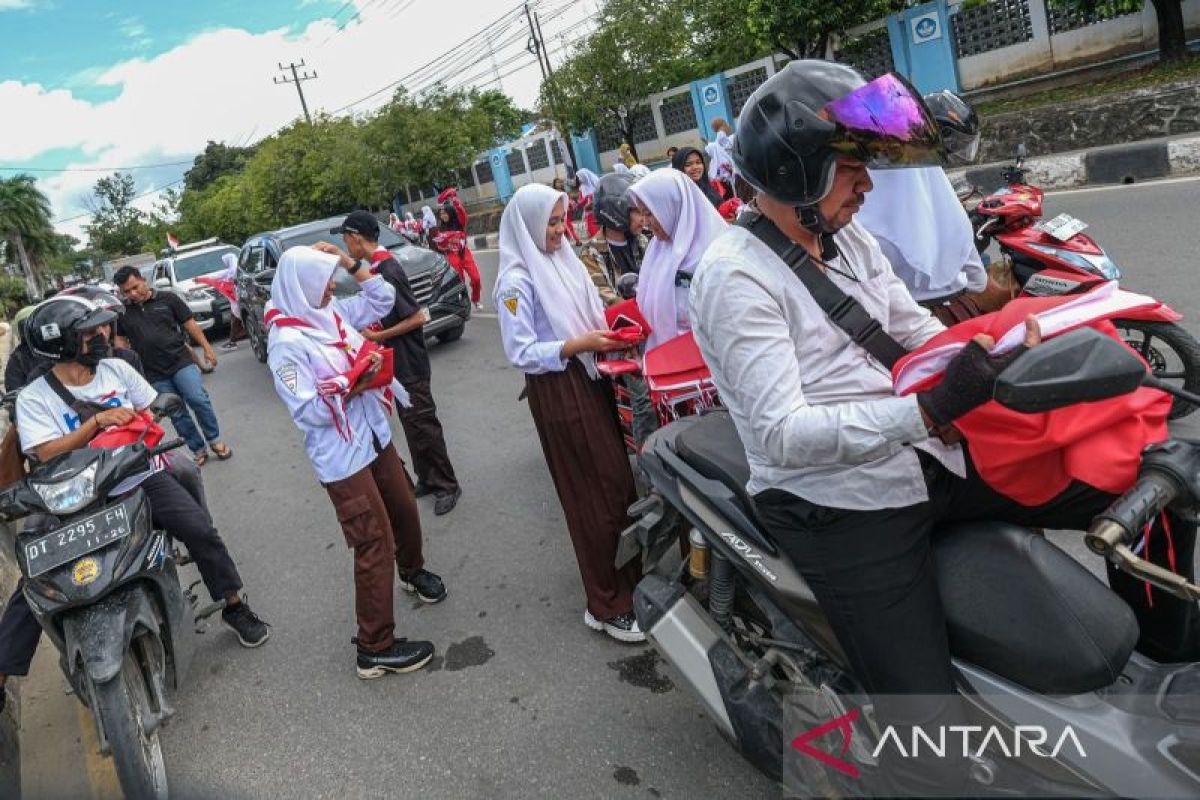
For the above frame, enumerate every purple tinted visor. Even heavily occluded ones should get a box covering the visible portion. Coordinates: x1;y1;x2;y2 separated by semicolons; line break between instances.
820;73;945;168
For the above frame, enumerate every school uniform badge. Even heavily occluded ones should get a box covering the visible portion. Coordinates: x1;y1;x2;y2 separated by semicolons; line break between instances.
276;362;298;394
501;291;519;315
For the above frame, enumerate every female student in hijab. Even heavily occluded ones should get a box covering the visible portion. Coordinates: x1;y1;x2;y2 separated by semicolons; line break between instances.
574;168;602;238
552;176;581;245
420;205;437;246
628;169;729;351
266;244;445;679
493;183;645;644
670;146;723;208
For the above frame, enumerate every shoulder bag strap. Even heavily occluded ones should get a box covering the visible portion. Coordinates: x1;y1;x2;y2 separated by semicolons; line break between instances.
737;212;909;371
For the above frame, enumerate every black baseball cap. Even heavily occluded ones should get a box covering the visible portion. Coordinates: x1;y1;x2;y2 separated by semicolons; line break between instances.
330;210;380;239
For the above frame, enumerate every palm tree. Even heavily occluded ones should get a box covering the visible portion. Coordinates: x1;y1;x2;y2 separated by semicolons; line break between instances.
0;175;53;298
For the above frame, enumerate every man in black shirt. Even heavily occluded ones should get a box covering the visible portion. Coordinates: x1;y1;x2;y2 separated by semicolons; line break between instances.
330;211;462;515
113;266;232;466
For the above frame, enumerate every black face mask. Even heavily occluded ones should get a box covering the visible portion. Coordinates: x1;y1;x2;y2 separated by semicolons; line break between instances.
77;333;111;368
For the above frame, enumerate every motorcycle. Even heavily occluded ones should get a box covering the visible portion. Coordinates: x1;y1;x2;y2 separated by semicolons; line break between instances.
965;144;1200;419
621;329;1200;796
0;393;217;799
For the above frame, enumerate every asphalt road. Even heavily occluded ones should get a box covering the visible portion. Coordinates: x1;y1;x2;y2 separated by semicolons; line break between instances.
17;175;1200;799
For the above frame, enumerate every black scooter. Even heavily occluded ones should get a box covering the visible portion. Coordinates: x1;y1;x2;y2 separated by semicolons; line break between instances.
621;329;1200;796
0;393;208;800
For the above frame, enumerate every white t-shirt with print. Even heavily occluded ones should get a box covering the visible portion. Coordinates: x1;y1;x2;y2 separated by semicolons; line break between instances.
17;359;158;456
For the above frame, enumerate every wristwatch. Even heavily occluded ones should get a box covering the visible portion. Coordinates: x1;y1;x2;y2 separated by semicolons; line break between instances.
346;261;362;275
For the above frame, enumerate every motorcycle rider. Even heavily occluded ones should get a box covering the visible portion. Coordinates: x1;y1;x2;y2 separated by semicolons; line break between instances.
579;172;647;306
0;295;269;711
689;60;1197;793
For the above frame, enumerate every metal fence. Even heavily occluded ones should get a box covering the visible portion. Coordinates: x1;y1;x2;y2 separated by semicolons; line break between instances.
836;28;895;78
952;0;1035;57
526;140;550;171
660;91;698;136
1046;0;1138;34
474;159;493;185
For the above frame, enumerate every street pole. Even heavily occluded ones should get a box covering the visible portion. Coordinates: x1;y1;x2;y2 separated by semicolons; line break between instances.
273;60;318;124
526;4;577;169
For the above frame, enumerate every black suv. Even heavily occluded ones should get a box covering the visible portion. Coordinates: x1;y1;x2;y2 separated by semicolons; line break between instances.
236;215;471;362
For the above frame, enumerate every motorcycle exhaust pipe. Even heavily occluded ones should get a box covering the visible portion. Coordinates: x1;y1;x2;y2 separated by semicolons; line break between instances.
634;574;736;741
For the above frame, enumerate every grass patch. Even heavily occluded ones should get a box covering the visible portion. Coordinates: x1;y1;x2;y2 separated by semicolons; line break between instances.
976;54;1200;117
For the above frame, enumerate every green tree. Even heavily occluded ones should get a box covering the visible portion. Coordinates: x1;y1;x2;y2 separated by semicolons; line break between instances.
0;175;54;297
539;0;697;161
85;172;148;260
1050;0;1188;62
680;0;772;73
184;141;258;193
745;0;901;59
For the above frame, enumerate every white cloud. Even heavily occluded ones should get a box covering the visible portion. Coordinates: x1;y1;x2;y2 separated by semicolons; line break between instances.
0;0;40;10
4;0;597;239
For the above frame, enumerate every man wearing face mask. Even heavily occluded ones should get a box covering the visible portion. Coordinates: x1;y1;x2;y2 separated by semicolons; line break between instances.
0;296;269;713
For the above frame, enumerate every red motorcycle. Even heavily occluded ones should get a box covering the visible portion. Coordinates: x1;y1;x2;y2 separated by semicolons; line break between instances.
965;145;1200;418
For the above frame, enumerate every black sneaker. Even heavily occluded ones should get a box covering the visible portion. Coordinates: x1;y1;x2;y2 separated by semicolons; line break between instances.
399;569;447;604
584;610;645;643
413;482;435;498
433;487;462;516
222;600;271;648
356;639;435;679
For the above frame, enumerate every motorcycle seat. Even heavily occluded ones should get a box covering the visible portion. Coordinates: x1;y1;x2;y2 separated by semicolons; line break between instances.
934;521;1138;694
672;411;765;527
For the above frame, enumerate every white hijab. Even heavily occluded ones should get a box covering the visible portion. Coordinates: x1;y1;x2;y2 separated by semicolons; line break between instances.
629;169;729;350
421;205;436;228
218;252;238;280
706;134;735;183
612;163;630;175
265;246;408;405
857;167;983;300
495;184;606;379
575;169;599;199
629;164;651;179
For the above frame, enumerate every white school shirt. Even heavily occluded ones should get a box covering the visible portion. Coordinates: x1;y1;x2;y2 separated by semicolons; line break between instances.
495;268;574;375
17;359;158;455
267;275;398;484
689;220;965;511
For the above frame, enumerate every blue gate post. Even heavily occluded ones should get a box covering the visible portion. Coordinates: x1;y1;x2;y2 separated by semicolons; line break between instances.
887;0;962;94
570;130;602;175
489;146;515;203
690;73;734;141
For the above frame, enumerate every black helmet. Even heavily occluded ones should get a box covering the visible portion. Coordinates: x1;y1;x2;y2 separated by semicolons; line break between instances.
25;295;118;363
594;172;638;232
59;285;124;316
924;90;980;165
733;60;944;208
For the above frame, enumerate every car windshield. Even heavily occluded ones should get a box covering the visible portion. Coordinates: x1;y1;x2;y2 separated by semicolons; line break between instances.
173;247;239;281
281;223;405;252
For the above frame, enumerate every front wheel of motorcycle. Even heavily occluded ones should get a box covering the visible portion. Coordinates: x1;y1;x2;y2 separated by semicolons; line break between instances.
92;644;169;800
1113;320;1200;420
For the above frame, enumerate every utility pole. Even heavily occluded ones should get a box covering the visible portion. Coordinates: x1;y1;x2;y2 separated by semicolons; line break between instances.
273;60;317;124
525;3;577;168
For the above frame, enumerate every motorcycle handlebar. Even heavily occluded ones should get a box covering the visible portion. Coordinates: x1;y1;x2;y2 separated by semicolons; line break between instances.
148;438;187;458
1085;472;1179;557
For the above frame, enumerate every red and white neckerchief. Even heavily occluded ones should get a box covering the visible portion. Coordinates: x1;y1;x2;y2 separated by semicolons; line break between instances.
266;308;395;442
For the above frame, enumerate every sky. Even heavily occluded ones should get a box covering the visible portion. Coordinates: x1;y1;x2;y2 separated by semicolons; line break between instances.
0;0;600;240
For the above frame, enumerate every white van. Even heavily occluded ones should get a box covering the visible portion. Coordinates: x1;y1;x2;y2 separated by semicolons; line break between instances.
150;240;237;332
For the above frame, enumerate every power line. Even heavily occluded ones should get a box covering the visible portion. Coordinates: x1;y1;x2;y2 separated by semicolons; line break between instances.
0;159;196;173
273;60;319;124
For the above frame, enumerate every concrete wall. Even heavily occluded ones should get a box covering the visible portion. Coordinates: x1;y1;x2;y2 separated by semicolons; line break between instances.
957;0;1200;91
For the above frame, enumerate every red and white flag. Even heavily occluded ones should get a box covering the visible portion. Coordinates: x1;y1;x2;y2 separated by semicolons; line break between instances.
893;283;1176;505
166;232;180;251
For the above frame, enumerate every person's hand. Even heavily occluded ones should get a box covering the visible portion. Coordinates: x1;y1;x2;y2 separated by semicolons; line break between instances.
361;328;383;343
204;349;218;369
312;241;355;268
918;316;1040;427
359;351;384;381
95;407;137;428
568;330;626;356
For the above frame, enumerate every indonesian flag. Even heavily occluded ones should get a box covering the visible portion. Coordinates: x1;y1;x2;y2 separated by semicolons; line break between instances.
894;282;1175;505
166;232;180;251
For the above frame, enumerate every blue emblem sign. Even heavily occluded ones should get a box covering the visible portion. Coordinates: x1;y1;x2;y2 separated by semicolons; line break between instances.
910;11;942;44
702;84;720;106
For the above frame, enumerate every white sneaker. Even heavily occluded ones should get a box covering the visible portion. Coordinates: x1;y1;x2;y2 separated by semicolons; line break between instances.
583;610;646;643
473;302;484;311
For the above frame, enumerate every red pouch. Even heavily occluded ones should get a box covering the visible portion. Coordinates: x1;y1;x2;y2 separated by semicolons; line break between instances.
344;343;394;391
89;411;165;450
605;298;652;345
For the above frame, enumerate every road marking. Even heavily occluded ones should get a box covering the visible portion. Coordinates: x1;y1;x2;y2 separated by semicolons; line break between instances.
474;312;498;319
474;248;499;255
78;703;122;799
1048;175;1200;197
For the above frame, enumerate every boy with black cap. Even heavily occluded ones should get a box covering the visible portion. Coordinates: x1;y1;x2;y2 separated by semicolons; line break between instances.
328;211;463;516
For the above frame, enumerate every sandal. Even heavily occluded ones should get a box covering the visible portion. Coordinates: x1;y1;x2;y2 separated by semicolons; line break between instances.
194;450;209;467
212;444;233;461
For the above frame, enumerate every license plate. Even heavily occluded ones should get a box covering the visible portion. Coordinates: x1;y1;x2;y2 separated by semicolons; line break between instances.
1036;213;1088;242
23;504;131;578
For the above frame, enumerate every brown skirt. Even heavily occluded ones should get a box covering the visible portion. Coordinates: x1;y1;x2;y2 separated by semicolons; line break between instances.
525;359;640;619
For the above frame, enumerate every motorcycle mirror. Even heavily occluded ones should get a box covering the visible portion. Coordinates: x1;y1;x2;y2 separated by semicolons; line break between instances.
1016;143;1027;160
995;328;1146;413
149;392;184;419
616;272;639;300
